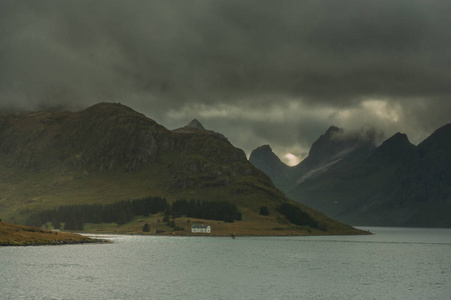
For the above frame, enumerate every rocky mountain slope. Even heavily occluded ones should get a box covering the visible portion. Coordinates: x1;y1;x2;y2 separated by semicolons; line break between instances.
248;145;292;190
0;103;362;235
250;126;377;190
250;124;451;227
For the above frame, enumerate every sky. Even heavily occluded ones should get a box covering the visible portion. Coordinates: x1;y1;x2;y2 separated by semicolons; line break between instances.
1;0;450;165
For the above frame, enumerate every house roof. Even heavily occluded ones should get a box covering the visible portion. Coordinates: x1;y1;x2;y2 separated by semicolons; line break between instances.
191;224;210;229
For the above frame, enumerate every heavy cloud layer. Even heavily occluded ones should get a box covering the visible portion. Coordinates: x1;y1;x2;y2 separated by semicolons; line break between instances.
1;0;450;164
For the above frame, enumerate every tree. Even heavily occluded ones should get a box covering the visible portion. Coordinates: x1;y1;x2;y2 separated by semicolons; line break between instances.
278;203;318;229
142;223;150;232
224;214;234;223
259;206;269;216
52;218;61;230
64;217;84;230
24;196;169;228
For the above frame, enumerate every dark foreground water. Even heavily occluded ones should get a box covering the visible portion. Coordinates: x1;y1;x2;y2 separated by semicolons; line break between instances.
1;227;450;299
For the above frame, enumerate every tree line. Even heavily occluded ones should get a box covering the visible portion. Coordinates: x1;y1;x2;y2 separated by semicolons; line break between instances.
25;196;168;230
171;199;242;223
277;203;319;229
25;196;241;230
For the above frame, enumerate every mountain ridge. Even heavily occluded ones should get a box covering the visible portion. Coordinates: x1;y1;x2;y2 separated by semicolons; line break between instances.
248;145;291;190
250;123;451;227
250;126;377;189
0;102;362;236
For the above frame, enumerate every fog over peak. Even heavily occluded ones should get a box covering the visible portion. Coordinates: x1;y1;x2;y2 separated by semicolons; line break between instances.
1;0;450;164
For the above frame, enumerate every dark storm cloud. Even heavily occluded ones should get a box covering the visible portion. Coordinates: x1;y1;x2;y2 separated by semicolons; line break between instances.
1;0;450;162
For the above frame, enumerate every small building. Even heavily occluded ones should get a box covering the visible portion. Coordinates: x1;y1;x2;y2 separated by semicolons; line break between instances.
191;224;211;233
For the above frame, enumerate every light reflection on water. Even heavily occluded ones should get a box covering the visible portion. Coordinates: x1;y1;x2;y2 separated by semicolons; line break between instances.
1;227;450;299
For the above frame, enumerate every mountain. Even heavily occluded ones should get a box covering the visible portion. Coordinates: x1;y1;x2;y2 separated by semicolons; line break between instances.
173;118;228;141
186;119;205;130
291;126;377;185
0;103;362;236
248;145;291;190
368;132;416;164
250;126;377;189
250;124;451;227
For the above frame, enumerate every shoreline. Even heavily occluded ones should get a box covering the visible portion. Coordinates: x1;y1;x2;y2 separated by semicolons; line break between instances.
0;222;107;247
79;228;372;238
0;238;108;247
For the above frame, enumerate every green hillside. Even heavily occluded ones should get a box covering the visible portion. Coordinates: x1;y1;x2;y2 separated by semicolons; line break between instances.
0;103;365;236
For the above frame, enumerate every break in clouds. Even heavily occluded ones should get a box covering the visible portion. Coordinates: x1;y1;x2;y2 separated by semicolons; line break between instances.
1;0;450;164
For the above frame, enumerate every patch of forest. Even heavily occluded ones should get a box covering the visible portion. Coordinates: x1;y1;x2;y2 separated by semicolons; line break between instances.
171;199;242;223
277;203;319;229
25;197;242;230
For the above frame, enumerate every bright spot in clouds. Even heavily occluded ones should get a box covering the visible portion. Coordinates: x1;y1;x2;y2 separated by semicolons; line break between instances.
283;153;300;166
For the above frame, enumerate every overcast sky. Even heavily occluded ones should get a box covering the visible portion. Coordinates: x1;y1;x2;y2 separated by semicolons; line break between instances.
1;0;450;165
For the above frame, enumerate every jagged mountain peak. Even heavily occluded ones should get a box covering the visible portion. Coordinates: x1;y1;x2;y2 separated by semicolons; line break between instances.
240;122;451;228
369;132;416;164
249;144;292;189
381;132;413;148
173;118;229;142
303;126;375;167
252;144;273;153
186;119;206;130
324;125;343;137
250;145;283;164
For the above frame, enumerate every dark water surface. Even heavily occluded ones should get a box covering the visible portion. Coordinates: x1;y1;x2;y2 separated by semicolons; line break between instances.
1;227;450;299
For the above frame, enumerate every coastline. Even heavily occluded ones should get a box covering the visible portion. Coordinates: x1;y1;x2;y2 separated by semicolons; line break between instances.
0;222;105;247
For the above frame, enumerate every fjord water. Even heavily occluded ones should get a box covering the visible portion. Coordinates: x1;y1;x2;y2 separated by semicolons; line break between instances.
1;228;450;299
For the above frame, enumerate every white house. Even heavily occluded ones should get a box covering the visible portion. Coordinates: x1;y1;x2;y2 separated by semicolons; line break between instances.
191;224;211;233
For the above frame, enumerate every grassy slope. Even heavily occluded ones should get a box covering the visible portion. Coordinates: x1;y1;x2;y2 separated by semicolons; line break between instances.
0;104;367;236
0;222;97;246
0;151;367;236
0;170;366;236
81;204;367;237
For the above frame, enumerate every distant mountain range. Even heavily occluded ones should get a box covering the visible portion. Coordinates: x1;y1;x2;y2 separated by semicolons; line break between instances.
0;102;362;235
250;123;451;227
